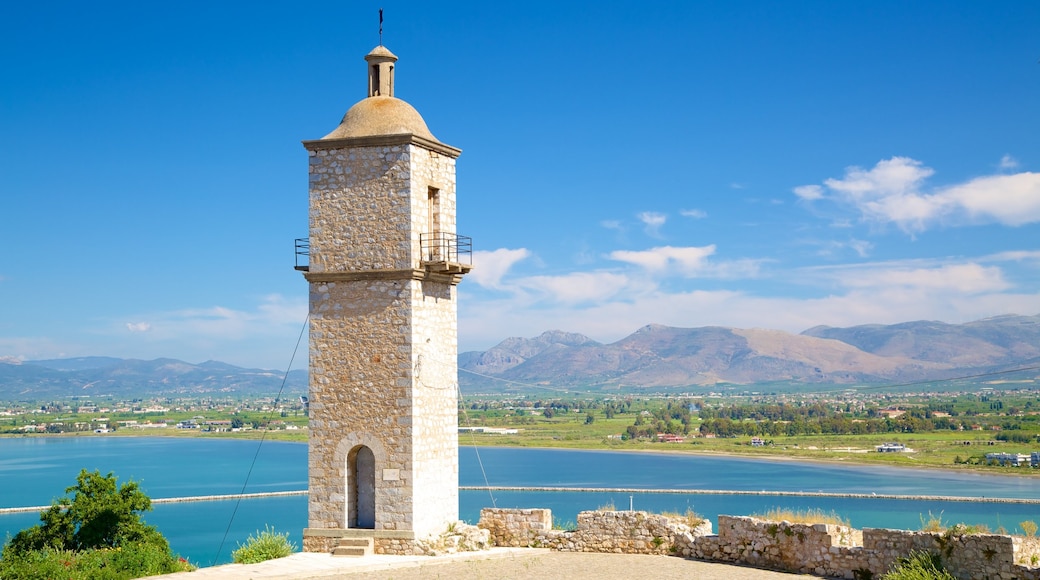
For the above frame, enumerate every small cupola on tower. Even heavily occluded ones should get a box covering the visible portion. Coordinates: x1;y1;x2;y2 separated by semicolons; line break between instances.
365;45;396;97
320;45;445;144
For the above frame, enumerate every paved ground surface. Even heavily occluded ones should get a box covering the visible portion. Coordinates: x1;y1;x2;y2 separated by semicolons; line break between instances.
157;549;820;579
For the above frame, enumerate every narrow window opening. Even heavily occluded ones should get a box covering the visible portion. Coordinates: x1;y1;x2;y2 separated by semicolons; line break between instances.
428;187;441;261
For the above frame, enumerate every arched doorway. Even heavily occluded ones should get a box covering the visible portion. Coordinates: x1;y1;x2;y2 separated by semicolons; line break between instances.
347;445;375;529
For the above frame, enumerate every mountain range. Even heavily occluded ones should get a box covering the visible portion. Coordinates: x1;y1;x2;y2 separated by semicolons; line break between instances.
0;357;307;400
458;314;1040;392
3;314;1039;399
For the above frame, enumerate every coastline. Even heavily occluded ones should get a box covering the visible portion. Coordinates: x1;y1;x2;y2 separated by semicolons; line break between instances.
467;442;1040;480
6;430;1039;479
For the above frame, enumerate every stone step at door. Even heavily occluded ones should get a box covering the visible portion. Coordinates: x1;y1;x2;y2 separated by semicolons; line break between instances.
332;536;373;557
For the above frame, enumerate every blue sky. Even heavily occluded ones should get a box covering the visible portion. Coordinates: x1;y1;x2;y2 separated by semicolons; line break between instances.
2;1;1039;369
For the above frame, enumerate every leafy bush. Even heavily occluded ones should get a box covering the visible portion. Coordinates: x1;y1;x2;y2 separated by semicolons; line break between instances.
231;525;297;564
881;550;956;580
0;543;192;579
5;469;166;554
0;469;191;579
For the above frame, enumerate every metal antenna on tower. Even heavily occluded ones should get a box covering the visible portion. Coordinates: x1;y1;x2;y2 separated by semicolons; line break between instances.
379;8;383;45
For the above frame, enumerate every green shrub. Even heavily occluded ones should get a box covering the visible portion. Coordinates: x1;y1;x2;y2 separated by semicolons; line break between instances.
881;550;956;580
0;544;192;580
231;525;297;564
5;469;166;554
0;469;191;579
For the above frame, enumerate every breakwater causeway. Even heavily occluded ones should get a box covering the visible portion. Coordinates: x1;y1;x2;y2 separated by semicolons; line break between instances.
460;486;1040;505
8;486;1032;515
0;490;309;514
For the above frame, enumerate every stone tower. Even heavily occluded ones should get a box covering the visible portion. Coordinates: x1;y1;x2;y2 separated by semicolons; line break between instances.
299;44;470;553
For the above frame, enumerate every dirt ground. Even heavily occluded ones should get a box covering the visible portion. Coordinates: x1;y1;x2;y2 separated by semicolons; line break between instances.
342;551;818;580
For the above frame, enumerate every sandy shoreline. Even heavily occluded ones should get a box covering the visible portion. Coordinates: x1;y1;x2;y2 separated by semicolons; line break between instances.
470;442;1040;479
5;431;1036;479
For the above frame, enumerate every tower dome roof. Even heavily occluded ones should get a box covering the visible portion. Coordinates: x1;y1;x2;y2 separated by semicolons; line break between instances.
319;45;440;142
322;96;437;141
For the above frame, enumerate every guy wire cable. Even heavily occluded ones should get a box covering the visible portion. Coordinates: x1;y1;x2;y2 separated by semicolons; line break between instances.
210;313;309;566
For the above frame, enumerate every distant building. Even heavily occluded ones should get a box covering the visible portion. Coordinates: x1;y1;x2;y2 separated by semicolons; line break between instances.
657;433;684;443
987;452;1030;467
751;437;765;447
876;443;910;453
458;427;519;435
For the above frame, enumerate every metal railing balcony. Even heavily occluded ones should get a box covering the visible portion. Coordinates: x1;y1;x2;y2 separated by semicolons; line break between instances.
294;234;472;275
294;238;309;271
420;232;472;273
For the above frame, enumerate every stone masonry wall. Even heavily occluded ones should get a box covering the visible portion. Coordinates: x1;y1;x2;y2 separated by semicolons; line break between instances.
307;144;413;272
479;509;1040;580
305;138;463;541
307;278;415;532
479;508;713;555
406;146;461;537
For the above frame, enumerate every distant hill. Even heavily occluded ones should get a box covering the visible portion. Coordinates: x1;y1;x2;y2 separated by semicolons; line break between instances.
6;315;1040;399
0;357;307;400
459;314;1040;392
801;314;1040;366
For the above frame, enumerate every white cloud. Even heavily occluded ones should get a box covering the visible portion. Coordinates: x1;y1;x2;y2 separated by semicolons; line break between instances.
794;156;1040;232
940;172;1040;226
609;245;716;274
835;263;1010;294
1000;154;1019;170
126;322;152;332
824;157;935;198
793;184;824;200
515;271;635;304
608;245;764;279
982;250;1040;262
848;239;873;258
469;248;531;289
600;219;623;231
680;208;708;219
638;211;667;237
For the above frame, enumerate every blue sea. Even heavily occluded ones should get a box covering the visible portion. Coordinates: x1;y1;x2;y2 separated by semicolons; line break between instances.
3;437;1040;566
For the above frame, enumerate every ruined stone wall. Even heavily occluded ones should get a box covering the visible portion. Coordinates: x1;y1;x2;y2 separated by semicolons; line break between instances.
685;515;861;577
479;508;553;547
479;508;712;555
479;509;1040;580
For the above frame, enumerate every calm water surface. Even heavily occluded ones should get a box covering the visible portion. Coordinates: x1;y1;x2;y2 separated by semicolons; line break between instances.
3;437;1040;565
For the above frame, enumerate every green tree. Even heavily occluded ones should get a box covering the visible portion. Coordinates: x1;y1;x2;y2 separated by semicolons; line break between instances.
584;412;595;425
5;469;168;554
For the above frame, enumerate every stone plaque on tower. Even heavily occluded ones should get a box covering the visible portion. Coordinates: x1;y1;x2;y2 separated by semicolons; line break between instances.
299;44;470;554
